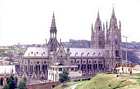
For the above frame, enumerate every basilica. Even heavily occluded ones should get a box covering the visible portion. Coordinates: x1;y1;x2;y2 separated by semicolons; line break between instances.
19;8;122;80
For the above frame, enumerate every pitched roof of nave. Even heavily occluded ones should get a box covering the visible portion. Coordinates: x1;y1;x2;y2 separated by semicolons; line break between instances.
23;47;106;58
24;47;48;57
64;48;105;57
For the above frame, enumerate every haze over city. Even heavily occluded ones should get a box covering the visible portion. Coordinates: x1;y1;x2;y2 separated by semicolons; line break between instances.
0;0;140;45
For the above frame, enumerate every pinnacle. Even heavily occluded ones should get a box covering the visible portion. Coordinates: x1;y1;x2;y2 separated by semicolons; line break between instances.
111;7;116;18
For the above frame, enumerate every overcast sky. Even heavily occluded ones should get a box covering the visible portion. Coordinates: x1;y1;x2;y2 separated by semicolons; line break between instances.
0;0;140;45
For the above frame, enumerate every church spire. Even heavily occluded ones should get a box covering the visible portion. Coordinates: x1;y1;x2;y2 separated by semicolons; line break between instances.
109;8;118;30
94;11;102;31
111;8;116;18
50;12;57;33
91;10;105;49
103;23;105;31
47;12;58;52
96;10;101;21
91;23;93;33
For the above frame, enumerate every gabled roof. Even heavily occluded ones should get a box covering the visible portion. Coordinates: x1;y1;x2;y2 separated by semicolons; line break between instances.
24;47;48;57
66;48;105;57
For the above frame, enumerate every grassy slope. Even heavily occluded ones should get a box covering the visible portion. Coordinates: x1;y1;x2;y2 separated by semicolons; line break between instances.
53;82;78;89
76;73;140;89
54;73;140;89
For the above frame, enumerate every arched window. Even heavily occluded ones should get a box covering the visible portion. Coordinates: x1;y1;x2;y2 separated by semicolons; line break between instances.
98;52;101;56
44;61;46;64
75;52;78;56
98;26;101;31
37;61;39;64
93;52;95;56
77;61;79;63
115;50;119;57
81;52;84;56
88;61;91;63
87;52;90;56
71;60;73;64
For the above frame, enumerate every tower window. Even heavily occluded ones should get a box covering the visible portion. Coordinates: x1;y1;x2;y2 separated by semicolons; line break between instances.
99;26;101;31
77;61;79;63
71;60;73;63
88;61;91;63
115;40;118;45
37;61;39;64
115;50;119;57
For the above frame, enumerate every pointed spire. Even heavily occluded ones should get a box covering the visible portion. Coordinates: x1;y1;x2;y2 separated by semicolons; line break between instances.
119;20;121;30
106;21;108;30
111;8;116;18
60;38;61;43
97;10;100;20
59;38;64;48
103;23;105;31
109;8;118;30
94;10;102;31
45;38;47;44
91;23;93;33
50;12;57;33
51;12;56;28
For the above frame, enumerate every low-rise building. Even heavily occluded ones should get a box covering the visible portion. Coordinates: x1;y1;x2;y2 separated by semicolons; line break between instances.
48;63;82;81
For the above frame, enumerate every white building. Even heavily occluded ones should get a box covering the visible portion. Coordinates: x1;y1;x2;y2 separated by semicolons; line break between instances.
48;63;82;81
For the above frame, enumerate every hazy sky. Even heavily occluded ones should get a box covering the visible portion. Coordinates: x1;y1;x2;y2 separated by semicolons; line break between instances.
0;0;140;45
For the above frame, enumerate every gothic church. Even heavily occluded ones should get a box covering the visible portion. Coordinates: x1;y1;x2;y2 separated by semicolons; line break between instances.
20;8;122;80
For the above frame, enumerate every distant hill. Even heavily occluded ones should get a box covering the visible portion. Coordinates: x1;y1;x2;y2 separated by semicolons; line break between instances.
122;50;140;64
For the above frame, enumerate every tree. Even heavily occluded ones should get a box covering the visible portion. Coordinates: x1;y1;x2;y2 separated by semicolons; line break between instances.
59;70;69;83
17;79;27;89
3;75;17;89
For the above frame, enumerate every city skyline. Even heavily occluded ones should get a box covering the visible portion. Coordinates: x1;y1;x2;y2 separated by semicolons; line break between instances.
0;0;140;45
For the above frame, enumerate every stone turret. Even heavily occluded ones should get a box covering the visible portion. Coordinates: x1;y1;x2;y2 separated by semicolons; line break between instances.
47;13;59;52
91;11;105;49
105;8;122;71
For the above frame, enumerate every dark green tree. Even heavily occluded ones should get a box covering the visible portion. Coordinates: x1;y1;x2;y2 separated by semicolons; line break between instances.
3;75;17;89
17;79;27;89
59;70;69;83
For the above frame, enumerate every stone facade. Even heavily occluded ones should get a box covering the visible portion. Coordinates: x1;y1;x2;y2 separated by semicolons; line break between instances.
19;8;122;80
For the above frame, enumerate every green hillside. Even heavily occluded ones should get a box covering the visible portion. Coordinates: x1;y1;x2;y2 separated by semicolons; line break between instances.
76;73;140;89
54;73;140;89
